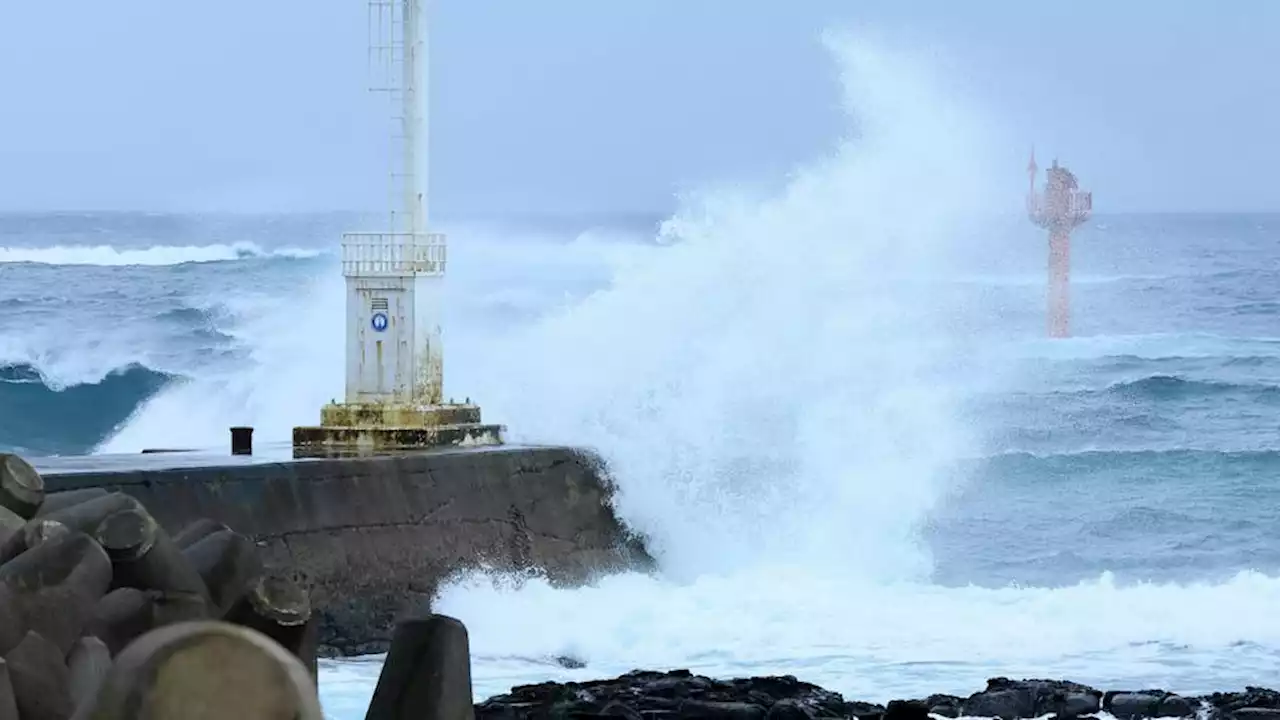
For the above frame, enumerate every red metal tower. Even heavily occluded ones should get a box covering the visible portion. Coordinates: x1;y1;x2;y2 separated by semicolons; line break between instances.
1027;150;1092;338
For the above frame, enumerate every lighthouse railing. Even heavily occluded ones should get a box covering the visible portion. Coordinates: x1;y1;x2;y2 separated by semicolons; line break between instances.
340;232;447;277
1027;190;1093;226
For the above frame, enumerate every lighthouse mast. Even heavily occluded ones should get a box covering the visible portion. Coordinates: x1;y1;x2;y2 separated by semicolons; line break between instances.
1027;151;1092;338
293;0;502;455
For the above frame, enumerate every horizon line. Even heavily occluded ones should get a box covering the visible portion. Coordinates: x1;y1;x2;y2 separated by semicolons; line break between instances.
2;208;1280;218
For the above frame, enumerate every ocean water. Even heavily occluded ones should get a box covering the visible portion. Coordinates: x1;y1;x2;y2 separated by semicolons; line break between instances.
5;37;1280;719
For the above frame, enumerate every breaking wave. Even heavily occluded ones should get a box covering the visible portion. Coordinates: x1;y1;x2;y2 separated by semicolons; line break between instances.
0;362;177;455
0;242;324;266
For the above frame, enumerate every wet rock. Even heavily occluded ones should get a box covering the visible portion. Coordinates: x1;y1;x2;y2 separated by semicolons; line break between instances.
679;700;766;719
961;688;1028;719
1103;691;1196;719
474;673;1280;720
921;694;963;718
1200;688;1280;715
1063;692;1104;718
766;699;816;720
601;700;646;719
475;670;882;720
1157;694;1197;717
471;676;1280;720
883;699;929;720
1232;710;1280;720
961;678;1101;720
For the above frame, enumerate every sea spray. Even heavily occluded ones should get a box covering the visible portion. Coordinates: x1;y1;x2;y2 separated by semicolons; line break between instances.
421;32;1280;705
95;226;646;452
457;32;1002;579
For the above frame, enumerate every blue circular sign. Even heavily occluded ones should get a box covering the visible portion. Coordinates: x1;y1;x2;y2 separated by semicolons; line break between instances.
371;312;389;332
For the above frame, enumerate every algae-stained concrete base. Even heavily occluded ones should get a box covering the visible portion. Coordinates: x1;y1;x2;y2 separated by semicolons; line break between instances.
291;423;504;456
36;445;650;656
317;402;483;428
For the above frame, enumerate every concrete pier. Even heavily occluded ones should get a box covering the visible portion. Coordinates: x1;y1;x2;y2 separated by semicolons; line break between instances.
31;444;650;656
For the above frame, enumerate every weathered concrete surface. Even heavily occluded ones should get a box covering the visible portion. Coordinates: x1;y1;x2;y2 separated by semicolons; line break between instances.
38;445;651;656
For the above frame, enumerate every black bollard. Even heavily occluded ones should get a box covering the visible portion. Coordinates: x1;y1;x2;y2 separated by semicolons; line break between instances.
67;636;111;719
226;574;316;680
0;532;113;656
4;630;72;720
230;426;254;456
86;621;324;720
0;659;17;720
95;508;212;617
36;489;110;518
364;614;475;720
182;529;263;617
0;454;44;520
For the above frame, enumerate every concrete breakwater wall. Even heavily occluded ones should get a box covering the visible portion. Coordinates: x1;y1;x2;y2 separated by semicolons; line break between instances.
33;445;651;656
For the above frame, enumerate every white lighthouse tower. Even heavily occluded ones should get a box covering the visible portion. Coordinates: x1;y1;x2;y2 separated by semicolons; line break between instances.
294;0;502;455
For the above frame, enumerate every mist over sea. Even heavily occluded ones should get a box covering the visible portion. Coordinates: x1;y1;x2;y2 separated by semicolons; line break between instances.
3;38;1280;720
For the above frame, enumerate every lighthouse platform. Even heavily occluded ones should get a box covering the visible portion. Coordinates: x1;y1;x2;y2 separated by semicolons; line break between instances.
292;401;505;457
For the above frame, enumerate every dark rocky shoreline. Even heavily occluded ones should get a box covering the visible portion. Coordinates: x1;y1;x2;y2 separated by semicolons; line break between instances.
476;671;1280;720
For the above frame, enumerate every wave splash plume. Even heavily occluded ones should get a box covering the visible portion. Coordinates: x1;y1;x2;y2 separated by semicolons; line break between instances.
415;32;1280;702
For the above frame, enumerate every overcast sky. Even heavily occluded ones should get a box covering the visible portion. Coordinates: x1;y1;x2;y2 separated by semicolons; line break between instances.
0;1;1277;215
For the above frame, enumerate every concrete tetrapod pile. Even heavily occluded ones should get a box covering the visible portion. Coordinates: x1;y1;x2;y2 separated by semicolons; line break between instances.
0;453;473;720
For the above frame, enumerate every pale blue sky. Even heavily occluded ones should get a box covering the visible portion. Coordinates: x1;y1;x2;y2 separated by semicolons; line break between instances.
0;1;1277;215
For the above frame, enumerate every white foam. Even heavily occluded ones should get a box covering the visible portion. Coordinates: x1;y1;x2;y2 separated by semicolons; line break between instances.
417;29;1279;709
454;30;1002;579
431;569;1280;704
0;242;322;266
